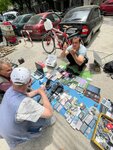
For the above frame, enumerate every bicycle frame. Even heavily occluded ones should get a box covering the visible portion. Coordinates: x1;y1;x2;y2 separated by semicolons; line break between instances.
47;27;71;50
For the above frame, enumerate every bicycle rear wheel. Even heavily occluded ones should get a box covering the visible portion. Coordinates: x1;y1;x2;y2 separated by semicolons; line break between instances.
42;34;55;54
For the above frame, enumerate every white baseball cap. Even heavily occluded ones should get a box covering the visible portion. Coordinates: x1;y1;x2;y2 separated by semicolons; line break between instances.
11;67;31;85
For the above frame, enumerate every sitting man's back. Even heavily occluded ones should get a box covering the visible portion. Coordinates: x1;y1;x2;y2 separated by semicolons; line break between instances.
0;67;55;149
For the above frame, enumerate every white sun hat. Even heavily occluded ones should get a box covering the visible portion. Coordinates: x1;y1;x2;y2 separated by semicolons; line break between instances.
11;67;31;85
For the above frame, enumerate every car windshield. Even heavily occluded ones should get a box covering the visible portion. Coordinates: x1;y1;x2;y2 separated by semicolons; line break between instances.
4;14;16;21
13;16;23;23
27;15;41;25
62;9;90;22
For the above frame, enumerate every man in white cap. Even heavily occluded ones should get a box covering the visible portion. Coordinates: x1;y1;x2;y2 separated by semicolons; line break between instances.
0;67;55;149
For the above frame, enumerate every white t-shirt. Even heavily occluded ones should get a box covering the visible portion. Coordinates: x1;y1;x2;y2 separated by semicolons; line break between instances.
67;44;87;57
16;97;44;122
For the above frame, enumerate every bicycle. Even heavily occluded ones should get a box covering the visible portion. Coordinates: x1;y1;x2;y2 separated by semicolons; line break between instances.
41;18;81;54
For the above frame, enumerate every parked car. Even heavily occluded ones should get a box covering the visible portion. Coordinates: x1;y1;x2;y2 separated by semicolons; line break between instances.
100;0;113;15
23;12;61;40
3;11;19;23
12;14;33;36
59;5;103;45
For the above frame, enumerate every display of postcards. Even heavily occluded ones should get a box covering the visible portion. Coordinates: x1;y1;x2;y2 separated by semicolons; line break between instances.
75;76;83;83
67;95;72;100
62;71;68;76
64;101;72;110
56;104;63;112
45;72;51;79
70;98;77;106
73;97;78;103
57;65;65;70
53;102;61;110
89;119;96;128
75;86;84;93
60;92;68;99
55;71;63;79
50;75;58;81
66;115;75;124
83;108;89;114
75;119;83;130
89;106;100;116
78;79;87;88
84;114;94;125
78;111;88;121
69;83;77;89
84;84;101;103
80;123;88;134
51;99;57;106
60;98;68;105
84;127;91;136
70;117;79;129
70;106;80;116
80;103;86;110
64;111;71;119
63;72;70;78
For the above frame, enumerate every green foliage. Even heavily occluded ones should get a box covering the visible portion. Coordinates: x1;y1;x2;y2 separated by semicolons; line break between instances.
0;0;12;12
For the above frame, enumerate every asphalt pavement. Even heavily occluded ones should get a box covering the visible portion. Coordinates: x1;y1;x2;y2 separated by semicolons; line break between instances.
0;16;113;150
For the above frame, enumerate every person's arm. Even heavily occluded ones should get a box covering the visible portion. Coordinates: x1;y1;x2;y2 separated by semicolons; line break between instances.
60;49;69;58
26;88;41;97
16;92;53;123
26;88;53;118
36;88;53;118
60;44;71;58
70;51;85;66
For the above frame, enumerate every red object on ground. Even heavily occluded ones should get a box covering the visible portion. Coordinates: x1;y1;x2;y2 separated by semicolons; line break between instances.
106;123;113;130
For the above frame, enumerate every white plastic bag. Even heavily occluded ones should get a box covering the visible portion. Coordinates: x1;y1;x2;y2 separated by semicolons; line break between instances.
44;18;53;31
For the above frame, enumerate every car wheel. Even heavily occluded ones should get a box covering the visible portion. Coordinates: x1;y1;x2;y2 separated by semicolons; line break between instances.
97;27;100;32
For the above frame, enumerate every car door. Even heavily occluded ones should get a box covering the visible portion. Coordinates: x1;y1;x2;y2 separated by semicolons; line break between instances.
22;15;32;25
87;9;97;34
46;13;60;28
91;8;102;33
46;14;55;25
95;8;102;31
19;15;32;31
104;1;113;13
52;13;61;28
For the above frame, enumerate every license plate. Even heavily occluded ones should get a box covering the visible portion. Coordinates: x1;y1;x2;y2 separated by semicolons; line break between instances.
66;28;77;34
26;30;32;33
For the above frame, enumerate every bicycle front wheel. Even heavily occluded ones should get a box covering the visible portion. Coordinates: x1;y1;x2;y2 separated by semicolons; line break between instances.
42;34;55;54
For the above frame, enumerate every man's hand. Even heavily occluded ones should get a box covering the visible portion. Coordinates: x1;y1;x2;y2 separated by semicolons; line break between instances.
70;49;76;56
36;88;45;95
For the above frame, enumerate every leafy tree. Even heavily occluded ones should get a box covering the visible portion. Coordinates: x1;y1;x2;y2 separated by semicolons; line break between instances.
11;0;23;11
0;0;11;12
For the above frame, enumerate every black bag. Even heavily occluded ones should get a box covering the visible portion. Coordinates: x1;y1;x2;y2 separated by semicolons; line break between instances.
103;61;113;73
